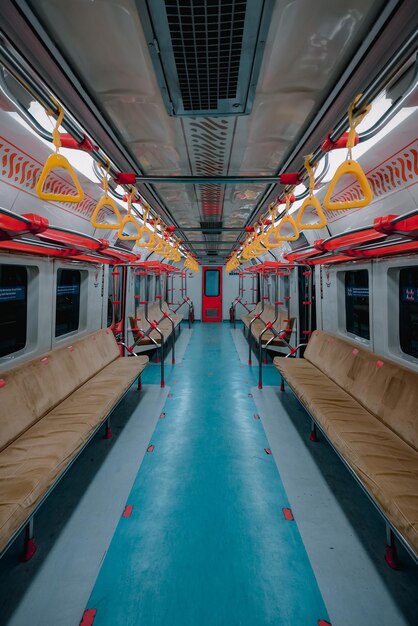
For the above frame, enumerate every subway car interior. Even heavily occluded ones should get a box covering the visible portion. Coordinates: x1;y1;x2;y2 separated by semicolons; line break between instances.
0;1;418;625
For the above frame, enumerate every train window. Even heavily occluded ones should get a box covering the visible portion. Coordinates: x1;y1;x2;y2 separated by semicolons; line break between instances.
399;267;418;358
205;270;220;297
0;264;27;357
55;269;81;337
345;270;370;340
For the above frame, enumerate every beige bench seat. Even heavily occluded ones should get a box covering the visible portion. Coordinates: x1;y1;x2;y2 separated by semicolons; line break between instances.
0;329;148;556
274;330;418;559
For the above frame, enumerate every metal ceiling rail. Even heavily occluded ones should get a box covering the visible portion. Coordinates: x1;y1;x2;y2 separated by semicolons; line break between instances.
133;176;281;184
178;227;245;232
301;29;418;177
358;56;418;143
0;35;155;218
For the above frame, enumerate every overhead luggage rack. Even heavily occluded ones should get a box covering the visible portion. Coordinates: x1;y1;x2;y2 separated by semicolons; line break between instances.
0;207;140;263
282;209;418;266
320;226;387;253
0;207;48;239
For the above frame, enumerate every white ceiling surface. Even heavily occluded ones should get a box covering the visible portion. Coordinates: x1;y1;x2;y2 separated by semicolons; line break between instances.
32;0;384;253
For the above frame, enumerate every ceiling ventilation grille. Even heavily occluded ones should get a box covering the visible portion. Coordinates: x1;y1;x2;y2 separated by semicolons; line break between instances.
200;221;223;231
166;0;246;112
141;0;273;116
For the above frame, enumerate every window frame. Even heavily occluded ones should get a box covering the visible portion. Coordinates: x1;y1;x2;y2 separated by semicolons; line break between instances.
204;269;220;297
386;261;418;366
0;263;28;358
53;263;88;344
0;257;44;370
337;266;372;346
398;265;418;359
55;267;82;338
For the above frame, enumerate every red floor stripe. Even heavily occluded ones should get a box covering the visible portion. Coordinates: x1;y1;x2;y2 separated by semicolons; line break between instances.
318;620;332;626
122;505;133;518
147;444;155;453
80;608;97;625
282;508;294;521
264;448;272;455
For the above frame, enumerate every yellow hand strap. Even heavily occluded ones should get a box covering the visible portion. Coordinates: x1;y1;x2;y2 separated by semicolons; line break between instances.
91;160;122;229
296;154;327;230
346;94;371;159
36;98;84;204
118;187;144;240
273;195;299;242
324;95;373;211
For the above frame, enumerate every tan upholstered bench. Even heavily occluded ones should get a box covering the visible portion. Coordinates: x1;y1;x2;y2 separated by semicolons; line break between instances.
274;330;418;566
0;328;148;560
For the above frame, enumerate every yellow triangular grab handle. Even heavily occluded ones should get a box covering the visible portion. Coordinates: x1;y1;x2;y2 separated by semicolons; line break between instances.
296;196;327;230
323;159;373;211
118;213;144;240
35;153;84;203
274;214;300;242
261;229;283;249
90;195;122;229
135;208;154;248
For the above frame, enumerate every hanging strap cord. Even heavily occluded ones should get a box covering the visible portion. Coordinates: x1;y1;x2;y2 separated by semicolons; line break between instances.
346;95;371;159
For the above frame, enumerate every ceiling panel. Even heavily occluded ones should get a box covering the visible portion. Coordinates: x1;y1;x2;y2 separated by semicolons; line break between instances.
21;0;389;258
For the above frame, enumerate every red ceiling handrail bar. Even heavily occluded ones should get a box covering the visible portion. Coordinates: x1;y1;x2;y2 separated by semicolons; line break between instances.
345;239;418;259
321;225;387;253
374;209;418;238
37;225;103;252
0;208;48;240
284;247;323;263
0;238;81;257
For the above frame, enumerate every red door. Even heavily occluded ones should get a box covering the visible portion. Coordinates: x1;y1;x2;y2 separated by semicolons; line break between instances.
202;266;222;322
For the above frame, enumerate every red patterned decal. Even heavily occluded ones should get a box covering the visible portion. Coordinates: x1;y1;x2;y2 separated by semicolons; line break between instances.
324;138;418;220
0;137;102;219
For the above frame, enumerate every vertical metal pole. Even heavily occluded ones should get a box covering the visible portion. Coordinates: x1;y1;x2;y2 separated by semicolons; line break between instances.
385;525;399;569
22;517;36;561
111;267;120;330
310;420;317;442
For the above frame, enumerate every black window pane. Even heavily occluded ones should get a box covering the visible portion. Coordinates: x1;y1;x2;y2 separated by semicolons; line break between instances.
0;265;27;357
56;269;80;337
205;270;220;297
399;267;418;358
345;270;370;340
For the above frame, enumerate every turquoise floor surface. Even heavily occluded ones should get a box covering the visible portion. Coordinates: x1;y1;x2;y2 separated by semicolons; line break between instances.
85;322;328;625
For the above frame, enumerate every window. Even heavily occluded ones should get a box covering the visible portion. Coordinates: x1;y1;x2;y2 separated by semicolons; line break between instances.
345;270;370;340
0;264;27;357
399;266;418;358
205;270;220;297
55;269;81;337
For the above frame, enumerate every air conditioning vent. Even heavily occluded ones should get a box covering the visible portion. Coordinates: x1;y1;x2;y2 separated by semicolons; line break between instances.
167;0;245;112
140;0;273;116
200;221;223;233
207;250;218;255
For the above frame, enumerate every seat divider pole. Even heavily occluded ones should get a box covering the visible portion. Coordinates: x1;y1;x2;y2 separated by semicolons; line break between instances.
310;420;317;442
22;517;36;561
385;525;399;569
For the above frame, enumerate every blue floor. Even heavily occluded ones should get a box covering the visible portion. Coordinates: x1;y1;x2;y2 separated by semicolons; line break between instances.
84;322;329;625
